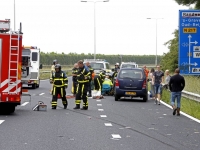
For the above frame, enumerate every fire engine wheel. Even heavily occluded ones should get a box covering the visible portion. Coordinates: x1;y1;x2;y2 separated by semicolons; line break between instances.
32;83;36;89
0;104;15;114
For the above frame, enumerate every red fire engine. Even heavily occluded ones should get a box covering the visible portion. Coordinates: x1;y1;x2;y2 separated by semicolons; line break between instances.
0;19;23;114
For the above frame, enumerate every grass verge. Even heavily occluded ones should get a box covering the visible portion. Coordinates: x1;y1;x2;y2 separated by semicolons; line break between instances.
161;89;200;120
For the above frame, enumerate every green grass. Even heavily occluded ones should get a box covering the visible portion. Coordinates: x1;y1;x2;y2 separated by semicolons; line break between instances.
161;89;200;120
148;82;200;120
183;75;200;94
40;66;72;80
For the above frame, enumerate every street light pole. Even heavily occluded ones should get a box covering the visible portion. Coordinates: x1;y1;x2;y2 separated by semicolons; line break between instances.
147;18;163;66
81;0;109;60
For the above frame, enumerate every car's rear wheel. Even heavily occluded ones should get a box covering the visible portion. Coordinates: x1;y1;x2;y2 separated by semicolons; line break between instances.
115;95;120;101
143;94;148;102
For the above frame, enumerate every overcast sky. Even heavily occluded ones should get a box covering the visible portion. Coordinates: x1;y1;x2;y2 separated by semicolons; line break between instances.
0;0;189;55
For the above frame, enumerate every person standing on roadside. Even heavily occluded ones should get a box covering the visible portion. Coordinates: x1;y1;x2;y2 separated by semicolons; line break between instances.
163;69;171;90
152;65;164;105
169;68;185;116
85;62;94;97
50;59;58;94
149;68;155;99
73;60;91;110
143;65;149;80
71;63;79;96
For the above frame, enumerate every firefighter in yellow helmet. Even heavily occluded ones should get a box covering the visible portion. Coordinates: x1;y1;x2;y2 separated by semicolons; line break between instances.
50;64;68;109
73;60;91;110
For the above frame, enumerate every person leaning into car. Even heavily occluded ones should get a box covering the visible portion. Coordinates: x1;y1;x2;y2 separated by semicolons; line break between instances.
152;65;164;105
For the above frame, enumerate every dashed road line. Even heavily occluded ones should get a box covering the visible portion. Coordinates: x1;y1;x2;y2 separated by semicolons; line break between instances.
0;120;5;124
98;109;104;111
21;102;29;106
97;104;102;106
104;123;113;126
111;134;121;139
100;115;107;118
96;100;101;102
39;93;45;95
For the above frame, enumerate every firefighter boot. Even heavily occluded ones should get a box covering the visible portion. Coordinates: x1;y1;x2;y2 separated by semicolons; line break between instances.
73;104;80;109
52;106;56;109
177;108;180;116
81;106;88;110
64;105;67;109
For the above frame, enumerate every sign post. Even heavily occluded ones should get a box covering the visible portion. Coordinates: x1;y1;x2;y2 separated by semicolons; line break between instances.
179;10;200;75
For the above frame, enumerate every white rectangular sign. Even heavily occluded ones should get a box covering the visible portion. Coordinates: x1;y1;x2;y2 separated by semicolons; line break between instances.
192;68;200;73
193;52;200;58
193;46;200;51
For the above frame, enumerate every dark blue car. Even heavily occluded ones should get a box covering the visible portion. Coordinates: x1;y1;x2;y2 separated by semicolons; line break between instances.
114;68;148;102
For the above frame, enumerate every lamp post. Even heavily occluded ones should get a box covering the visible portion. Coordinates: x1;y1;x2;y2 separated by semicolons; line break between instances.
81;0;109;60
147;18;163;66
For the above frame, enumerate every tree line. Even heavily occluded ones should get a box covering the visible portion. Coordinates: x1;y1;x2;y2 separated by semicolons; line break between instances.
40;52;162;65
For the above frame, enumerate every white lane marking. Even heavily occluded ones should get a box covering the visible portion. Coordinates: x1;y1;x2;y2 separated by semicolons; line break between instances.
39;93;45;95
148;128;154;130
97;104;102;106
111;134;121;139
167;134;172;136
125;127;131;129
104;123;112;126
98;109;104;111
96;100;101;102
160;100;200;124
100;115;107;118
0;120;5;124
21;102;29;106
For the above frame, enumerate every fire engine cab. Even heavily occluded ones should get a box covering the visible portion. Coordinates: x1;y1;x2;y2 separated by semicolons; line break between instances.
21;46;42;89
0;19;23;113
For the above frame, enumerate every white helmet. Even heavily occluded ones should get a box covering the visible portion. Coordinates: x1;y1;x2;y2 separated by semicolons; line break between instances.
115;63;119;66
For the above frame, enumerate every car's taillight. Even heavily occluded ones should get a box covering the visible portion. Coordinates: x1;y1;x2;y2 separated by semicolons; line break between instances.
115;79;119;87
142;80;146;89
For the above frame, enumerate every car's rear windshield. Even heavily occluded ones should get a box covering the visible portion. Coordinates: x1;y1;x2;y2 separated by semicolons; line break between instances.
119;70;143;79
121;64;136;68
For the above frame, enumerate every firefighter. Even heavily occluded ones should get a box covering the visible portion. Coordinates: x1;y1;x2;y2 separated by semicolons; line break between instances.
85;61;94;97
94;70;106;91
71;63;79;96
111;63;120;83
50;64;68;109
73;60;91;110
50;59;58;94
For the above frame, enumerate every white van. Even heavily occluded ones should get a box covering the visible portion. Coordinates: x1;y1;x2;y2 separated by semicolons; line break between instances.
21;46;42;89
83;59;111;74
120;62;138;69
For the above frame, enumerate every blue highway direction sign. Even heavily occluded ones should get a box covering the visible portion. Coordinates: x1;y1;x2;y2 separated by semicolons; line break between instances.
179;10;200;75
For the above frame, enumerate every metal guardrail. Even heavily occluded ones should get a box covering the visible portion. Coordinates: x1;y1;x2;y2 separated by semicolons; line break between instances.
182;90;200;103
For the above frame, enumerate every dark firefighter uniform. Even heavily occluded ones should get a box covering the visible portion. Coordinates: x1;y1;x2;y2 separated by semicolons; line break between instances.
94;71;105;91
87;65;94;97
71;67;78;95
50;64;68;109
74;66;91;110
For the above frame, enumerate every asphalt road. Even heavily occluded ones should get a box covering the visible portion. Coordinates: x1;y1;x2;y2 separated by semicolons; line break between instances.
0;77;200;150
